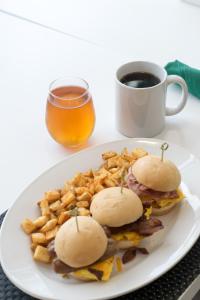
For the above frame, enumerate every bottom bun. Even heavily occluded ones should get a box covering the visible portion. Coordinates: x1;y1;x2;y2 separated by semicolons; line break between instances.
152;202;177;216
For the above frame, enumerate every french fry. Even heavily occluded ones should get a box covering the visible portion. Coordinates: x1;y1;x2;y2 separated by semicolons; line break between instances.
94;184;104;193
61;191;75;208
109;167;119;174
107;156;119;169
76;201;89;208
67;200;77;210
132;148;148;158
21;219;36;234
33;216;48;228
77;191;92;202
58;211;70;225
40;199;50;217
117;157;130;169
77;208;90;216
55;208;65;216
33;245;51;263
89;183;95;195
60;188;68;196
75;187;88;195
46;226;59;242
40;219;57;233
31;232;47;244
50;212;57;220
103;178;116;187
111;170;122;180
97;167;110;176
45;190;60;203
49;200;61;212
83;169;93;177
121;148;133;162
102;151;117;160
71;173;87;187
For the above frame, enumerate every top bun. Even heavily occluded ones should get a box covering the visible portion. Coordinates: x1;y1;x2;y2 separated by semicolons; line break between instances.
90;187;143;227
55;216;107;268
131;155;181;192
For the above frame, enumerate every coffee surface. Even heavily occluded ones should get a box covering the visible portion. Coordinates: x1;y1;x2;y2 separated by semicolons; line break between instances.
120;72;160;88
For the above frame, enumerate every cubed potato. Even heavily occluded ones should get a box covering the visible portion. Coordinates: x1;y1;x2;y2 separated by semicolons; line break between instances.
33;245;51;263
31;232;47;244
21;219;36;234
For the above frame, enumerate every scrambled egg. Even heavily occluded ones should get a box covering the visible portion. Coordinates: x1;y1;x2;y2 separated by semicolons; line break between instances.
156;189;185;208
141;189;185;209
144;206;152;219
111;231;143;246
73;256;114;281
116;256;123;272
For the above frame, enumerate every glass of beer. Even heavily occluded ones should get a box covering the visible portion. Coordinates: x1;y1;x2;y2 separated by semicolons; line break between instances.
46;77;95;147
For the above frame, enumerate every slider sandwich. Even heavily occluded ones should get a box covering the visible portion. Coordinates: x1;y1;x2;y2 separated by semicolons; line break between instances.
49;216;117;281
127;155;184;216
90;187;163;250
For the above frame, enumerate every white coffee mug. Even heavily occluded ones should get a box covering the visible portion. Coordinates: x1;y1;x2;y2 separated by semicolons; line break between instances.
116;61;188;137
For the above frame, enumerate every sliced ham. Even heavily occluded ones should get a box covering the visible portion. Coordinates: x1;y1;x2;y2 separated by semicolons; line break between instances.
127;171;178;199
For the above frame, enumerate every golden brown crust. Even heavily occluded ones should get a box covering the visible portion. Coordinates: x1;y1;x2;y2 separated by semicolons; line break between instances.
55;217;107;268
90;187;143;227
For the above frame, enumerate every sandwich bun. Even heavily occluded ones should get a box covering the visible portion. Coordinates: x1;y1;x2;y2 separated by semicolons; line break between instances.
131;155;181;192
152;202;178;216
55;216;107;268
90;187;143;227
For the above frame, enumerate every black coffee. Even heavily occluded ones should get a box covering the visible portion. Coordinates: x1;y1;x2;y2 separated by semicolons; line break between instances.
120;72;160;88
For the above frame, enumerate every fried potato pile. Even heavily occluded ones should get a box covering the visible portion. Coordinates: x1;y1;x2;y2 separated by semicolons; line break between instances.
21;148;148;264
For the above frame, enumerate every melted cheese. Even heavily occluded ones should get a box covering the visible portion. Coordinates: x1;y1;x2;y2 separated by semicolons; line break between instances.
111;231;143;246
73;256;114;281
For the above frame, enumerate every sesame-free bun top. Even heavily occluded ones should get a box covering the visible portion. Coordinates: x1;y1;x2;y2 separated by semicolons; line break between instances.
90;187;143;227
55;216;107;268
131;155;181;192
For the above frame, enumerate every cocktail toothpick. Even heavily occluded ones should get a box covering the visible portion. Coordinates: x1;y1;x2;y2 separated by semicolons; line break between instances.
69;207;79;232
160;142;169;161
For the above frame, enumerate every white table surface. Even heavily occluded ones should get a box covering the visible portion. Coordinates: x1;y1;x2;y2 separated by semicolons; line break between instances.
1;0;200;56
1;1;200;217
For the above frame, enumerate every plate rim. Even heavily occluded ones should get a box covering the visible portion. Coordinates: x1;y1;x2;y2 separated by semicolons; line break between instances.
1;137;200;300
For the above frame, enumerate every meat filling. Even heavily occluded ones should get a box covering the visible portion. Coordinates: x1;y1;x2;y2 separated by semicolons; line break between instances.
49;238;118;275
127;171;178;199
48;216;163;276
122;247;149;264
108;216;163;236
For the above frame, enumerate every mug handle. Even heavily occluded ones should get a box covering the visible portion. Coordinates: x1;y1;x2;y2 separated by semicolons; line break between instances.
165;75;188;116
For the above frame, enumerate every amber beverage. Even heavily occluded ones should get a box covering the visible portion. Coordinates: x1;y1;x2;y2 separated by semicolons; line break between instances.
46;77;95;147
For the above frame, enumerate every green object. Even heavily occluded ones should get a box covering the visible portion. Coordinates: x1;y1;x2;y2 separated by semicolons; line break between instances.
165;60;200;99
